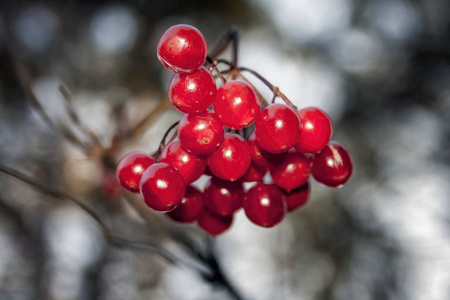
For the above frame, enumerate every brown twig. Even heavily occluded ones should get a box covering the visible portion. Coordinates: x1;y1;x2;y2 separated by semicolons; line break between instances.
58;85;103;148
11;56;90;152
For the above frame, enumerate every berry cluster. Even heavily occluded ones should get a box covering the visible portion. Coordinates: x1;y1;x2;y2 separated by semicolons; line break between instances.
116;24;354;235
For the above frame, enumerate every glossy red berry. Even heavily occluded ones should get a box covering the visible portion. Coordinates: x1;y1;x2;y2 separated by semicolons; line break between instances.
243;183;286;228
139;163;186;212
239;163;266;183
198;209;233;235
295;107;333;153
214;80;261;129
281;182;310;212
247;131;287;170
166;185;204;223
157;24;207;73
204;177;243;216
177;111;224;155
168;66;217;114
269;149;311;192
159;140;206;184
311;141;353;187
254;103;300;153
116;152;154;193
207;133;251;181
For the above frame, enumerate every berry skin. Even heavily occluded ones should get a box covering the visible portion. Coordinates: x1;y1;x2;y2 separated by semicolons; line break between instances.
116;152;154;193
214;80;261;129
157;24;207;73
139;163;186;212
243;183;286;227
198;209;233;235
207;133;251;181
168;66;217;114
281;182;310;212
311;141;353;187
177;111;224;155
295;107;333;153
239;163;266;183
269;149;311;192
247;131;287;170
159;140;206;184
254;103;301;153
166;185;204;223
204;177;243;216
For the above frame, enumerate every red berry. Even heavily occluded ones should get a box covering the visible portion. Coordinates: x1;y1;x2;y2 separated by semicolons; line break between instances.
269;149;311;192
160;140;206;184
254;103;300;153
311;141;353;187
239;163;266;183
157;24;207;73
247;131;287;170
168;66;217;114
139;163;186;212
214;80;261;129
177;111;224;155
204;177;243;216
116;152;154;193
281;182;310;212
198;209;233;235
295;107;333;153
207;133;251;181
166;185;204;223
244;183;286;228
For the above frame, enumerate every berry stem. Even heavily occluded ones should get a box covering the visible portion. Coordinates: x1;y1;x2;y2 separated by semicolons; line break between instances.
154;120;179;162
208;26;239;67
206;56;227;84
238;67;297;110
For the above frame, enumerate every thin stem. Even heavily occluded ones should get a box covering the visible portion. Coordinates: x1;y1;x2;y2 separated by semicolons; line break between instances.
239;67;297;110
58;85;103;148
11;56;90;152
207;56;227;84
153;120;179;162
0;164;208;273
117;97;171;143
209;26;239;66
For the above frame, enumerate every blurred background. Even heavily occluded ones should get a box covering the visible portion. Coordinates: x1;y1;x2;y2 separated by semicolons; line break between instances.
1;0;450;299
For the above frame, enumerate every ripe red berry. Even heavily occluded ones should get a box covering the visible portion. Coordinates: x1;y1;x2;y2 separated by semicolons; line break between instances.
243;183;286;227
204;177;243;216
239;163;266;183
157;24;207;73
247;131;287;170
269;149;311;192
295;107;333;153
168;66;217;114
177;111;224;155
254;103;300;153
139;163;186;212
214;80;261;129
281;182;310;212
198;209;233;235
159;140;206;184
207;133;251;181
116;152;154;193
311;141;353;187
166;185;204;223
